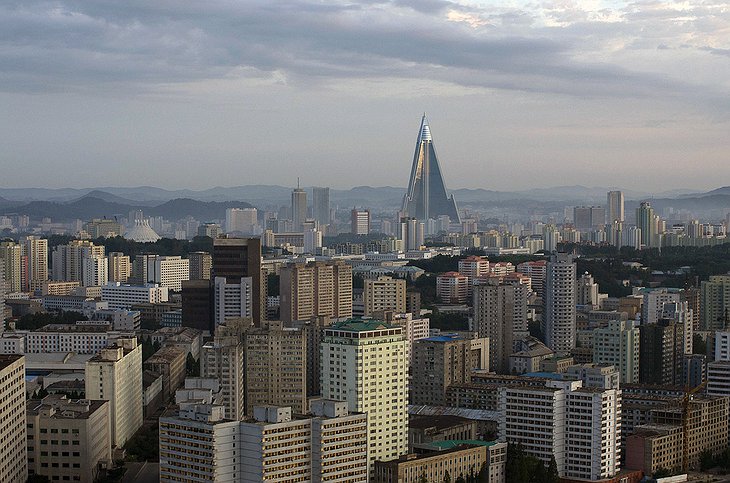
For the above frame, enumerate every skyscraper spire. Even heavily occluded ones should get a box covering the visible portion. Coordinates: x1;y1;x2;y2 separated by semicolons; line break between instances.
402;115;460;223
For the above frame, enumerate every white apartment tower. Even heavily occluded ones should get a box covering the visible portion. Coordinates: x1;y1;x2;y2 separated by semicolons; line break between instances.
0;241;22;292
85;338;143;447
0;355;27;483
201;321;246;420
82;255;108;287
107;252;130;283
607;190;625;223
321;319;408;472
213;276;252;327
52;240;104;283
24;235;49;291
544;253;577;352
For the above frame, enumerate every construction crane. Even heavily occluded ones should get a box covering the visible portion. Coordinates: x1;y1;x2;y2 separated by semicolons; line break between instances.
681;380;707;473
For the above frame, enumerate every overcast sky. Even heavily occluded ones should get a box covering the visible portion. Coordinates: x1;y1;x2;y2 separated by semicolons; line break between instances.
1;0;729;192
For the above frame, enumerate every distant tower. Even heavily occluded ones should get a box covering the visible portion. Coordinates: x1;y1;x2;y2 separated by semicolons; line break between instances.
606;191;624;223
402;115;460;223
291;180;307;231
636;201;657;248
312;187;330;226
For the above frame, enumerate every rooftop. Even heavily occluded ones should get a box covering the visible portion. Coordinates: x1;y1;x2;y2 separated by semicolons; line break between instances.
429;440;499;450
409;414;472;431
0;354;23;371
329;318;393;332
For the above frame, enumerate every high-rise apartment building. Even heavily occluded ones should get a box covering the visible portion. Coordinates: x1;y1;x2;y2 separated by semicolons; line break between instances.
243;322;307;415
312;187;330;226
52;240;104;283
399;217;425;251
0;355;27;483
84;338;143;447
101;282;169;310
458;255;489;297
27;395;111;483
201;320;246;420
188;251;212;280
436;271;469;304
226;207;258;234
592;319;640;383
402;115;460;222
701;274;730;331
636;201;658;248
639;319;685;386
516;259;546;297
641;288;682;325
576;272;599;307
607;190;625;223
544;253;577;352
24;235;49;291
474;280;528;373
321;319;408;471
0;242;22;292
82;255;108;287
133;255;189;291
411;335;473;406
212;238;263;324
279;260;352;322
364;276;406;316
213;276;252;326
292;185;307;231
498;379;621;480
107;252;130;283
351;208;371;235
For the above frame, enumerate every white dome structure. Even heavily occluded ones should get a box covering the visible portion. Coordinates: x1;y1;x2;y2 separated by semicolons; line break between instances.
124;219;161;243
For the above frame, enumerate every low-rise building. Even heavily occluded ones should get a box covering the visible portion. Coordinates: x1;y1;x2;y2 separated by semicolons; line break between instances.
143;345;187;402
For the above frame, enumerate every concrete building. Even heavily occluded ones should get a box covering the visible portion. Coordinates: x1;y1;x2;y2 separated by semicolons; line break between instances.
52;240;105;283
24;236;49;291
213;276;252;326
188;251;212;280
576;272;599;307
607;190;625;223
0;355;27;483
101;282;169;309
321;319;408;471
474;280;528;374
312;187;331;226
243;321;307;415
702;274;730;331
351;208;371;235
83;219;122;238
82;255;108;287
291;186;307;231
226;207;258;234
641;288;682;325
84;338;143;447
279;260;352;322
516;260;546;297
543;253;577;352
436;271;469;304
373;441;506;483
26;395;111;483
364;276;406;316
107;252;130;283
201;320;246;420
593;319;640;384
0;241;22;292
636;202;658;248
212;238;263;325
133;255;189;291
144;345;187;402
498;379;622;480
411;335;474;406
408;415;478;449
458;255;489;296
639;319;684;386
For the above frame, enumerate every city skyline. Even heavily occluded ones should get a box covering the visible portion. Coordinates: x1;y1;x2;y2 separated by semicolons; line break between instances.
1;1;730;191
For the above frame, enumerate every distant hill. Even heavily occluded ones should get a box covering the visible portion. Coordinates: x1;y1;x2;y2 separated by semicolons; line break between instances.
146;199;254;221
69;190;145;206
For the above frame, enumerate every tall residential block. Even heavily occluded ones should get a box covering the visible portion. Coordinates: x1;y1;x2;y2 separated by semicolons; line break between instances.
636;201;658;248
474;280;528;373
411;335;474;406
85;338;143;447
0;241;22;292
24;235;48;291
544;253;577;352
351;208;371;235
225;207;258;234
201;320;246;420
639;319;684;386
593;319;640;383
188;251;212;280
321;319;408;471
292;186;307;231
52;240;104;283
458;255;489;296
607;190;625;223
213;276;252;326
0;355;27;483
436;271;469;304
279;260;352;322
364;276;406;316
312;187;330;226
243;322;307;415
107;252;130;283
213;238;263;324
701;274;730;330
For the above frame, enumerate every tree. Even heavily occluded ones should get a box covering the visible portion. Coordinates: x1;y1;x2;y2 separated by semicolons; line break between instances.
546;456;559;483
418;471;428;483
693;334;707;355
186;353;200;377
443;470;451;483
700;448;715;471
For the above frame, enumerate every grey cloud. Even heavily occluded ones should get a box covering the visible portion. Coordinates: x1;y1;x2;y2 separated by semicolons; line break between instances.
0;0;728;109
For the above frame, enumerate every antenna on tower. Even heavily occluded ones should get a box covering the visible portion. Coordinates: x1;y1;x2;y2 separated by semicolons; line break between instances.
297;177;300;189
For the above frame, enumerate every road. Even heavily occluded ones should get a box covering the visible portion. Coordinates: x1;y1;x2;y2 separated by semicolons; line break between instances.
121;462;159;483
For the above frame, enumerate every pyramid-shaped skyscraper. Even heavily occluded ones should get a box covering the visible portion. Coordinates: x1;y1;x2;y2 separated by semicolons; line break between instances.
402;115;460;223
